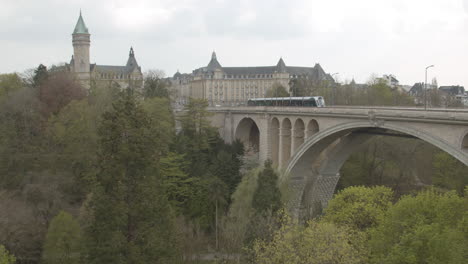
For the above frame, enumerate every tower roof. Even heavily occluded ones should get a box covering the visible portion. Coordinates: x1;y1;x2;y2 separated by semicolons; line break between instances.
276;57;287;73
126;47;139;70
73;11;89;34
207;51;222;71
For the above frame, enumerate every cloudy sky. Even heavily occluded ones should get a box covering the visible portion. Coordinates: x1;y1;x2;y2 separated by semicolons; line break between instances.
2;0;468;87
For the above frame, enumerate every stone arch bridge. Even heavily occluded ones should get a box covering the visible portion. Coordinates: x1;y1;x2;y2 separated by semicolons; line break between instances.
208;106;468;218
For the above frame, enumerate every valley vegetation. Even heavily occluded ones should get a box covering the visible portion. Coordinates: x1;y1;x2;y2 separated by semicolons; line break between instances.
0;66;466;263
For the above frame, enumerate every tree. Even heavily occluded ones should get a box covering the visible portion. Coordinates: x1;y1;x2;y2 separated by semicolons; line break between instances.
85;89;180;264
221;168;261;253
159;152;193;215
370;189;468;264
433;152;468;195
252;160;282;215
42;211;81;264
211;147;243;202
143;70;171;98
366;79;394;106
47;99;98;202
33;64;48;88
0;73;23;100
0;245;16;264
265;83;289;97
38;72;86;116
174;98;217;178
289;78;310;96
338;136;435;197
142;97;175;156
0;87;45;189
322;186;394;231
252;215;366;264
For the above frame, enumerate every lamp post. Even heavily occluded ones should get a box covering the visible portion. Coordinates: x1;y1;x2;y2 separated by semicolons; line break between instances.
331;72;339;106
424;65;434;110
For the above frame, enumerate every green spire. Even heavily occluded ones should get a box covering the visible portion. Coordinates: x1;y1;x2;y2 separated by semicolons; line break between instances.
73;10;89;34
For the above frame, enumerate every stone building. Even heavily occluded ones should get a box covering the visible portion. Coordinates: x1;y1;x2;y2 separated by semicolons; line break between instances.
67;12;143;89
170;52;334;106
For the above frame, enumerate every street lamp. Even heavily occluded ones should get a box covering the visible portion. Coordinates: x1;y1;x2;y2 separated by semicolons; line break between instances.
424;65;434;110
331;72;339;106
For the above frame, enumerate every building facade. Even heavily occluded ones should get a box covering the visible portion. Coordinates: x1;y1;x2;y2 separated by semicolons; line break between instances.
380;74;399;88
68;12;143;89
170;52;334;106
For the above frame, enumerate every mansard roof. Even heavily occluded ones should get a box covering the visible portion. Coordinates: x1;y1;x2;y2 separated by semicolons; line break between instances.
73;11;89;34
89;47;141;74
92;64;141;74
222;66;277;75
190;52;333;81
198;64;329;78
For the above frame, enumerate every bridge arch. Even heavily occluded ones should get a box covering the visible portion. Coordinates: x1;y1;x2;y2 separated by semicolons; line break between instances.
462;132;468;149
292;119;305;155
285;121;468;219
235;118;260;153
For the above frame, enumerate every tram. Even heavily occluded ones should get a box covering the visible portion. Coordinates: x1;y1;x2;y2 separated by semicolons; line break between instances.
247;96;326;107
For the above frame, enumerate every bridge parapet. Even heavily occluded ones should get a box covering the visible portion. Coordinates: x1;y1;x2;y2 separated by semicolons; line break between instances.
209;106;468;123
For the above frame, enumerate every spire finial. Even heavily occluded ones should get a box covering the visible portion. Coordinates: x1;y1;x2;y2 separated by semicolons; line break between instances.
129;46;134;56
212;50;217;60
73;10;89;34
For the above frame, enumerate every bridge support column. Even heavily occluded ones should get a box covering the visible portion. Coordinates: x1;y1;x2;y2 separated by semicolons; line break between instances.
293;131;374;220
279;128;291;169
270;118;280;167
305;172;340;215
291;129;305;155
258;117;270;164
224;111;233;143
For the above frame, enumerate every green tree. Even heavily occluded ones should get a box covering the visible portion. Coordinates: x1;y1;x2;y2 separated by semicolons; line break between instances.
142;97;175;156
160;152;193;215
174;98;217;178
0;245;16;264
252;160;282;215
370;189;468;264
33;64;48;88
211;147;243;202
433;152;468;195
143;70;170;98
322;186;394;231
0;87;45;189
366;79;394;106
289;78;310;96
338;137;436;197
85;89;179;264
47;99;98;202
0;73;23;100
253;214;366;264
42;211;81;264
265;82;289;97
222;168;261;253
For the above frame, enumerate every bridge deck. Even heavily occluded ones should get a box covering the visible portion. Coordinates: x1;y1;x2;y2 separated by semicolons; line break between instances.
208;106;468;124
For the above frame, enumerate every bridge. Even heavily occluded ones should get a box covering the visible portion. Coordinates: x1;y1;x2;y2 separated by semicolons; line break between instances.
208;106;468;219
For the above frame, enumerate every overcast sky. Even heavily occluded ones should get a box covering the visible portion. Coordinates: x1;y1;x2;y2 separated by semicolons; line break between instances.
2;0;468;87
